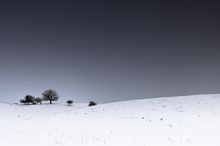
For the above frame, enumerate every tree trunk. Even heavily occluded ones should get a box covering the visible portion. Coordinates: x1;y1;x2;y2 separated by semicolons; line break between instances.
49;100;52;104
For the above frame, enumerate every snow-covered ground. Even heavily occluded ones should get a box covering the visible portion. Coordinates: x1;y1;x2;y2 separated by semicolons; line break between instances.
0;94;220;146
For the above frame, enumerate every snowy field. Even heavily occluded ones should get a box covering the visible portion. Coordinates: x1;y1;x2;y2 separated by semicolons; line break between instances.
0;94;220;146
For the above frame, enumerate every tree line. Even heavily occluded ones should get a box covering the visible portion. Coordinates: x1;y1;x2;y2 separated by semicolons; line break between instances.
20;89;97;106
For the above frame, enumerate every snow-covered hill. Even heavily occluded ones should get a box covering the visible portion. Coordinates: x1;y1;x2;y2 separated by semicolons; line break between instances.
0;94;220;146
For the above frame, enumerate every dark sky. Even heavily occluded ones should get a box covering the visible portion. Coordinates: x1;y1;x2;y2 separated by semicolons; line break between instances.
0;0;220;103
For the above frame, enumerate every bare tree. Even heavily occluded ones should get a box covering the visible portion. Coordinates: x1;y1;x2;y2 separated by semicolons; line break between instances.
42;89;59;104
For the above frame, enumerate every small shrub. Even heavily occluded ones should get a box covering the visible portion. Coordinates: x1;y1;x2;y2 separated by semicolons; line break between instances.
88;101;97;106
20;99;27;104
66;100;73;106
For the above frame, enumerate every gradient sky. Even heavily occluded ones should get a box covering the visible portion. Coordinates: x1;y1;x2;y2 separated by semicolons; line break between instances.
0;0;220;103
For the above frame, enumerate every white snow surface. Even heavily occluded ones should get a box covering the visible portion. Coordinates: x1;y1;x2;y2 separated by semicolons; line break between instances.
0;94;220;146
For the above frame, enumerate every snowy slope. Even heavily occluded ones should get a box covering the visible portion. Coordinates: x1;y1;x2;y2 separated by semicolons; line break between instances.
0;94;220;146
